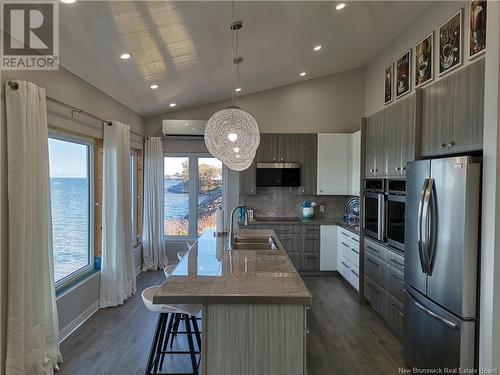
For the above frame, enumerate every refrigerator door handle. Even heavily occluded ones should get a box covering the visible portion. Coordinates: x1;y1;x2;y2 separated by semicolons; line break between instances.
404;288;458;329
427;179;437;275
422;179;433;275
417;179;429;273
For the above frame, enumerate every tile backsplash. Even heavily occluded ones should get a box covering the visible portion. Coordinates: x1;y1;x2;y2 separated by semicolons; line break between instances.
240;187;351;219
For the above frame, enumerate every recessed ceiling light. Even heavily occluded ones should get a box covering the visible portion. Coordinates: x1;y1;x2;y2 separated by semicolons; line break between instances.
120;53;131;59
336;3;346;10
169;103;176;107
314;45;322;51
300;72;307;77
150;84;158;89
235;87;242;92
184;123;189;126
60;0;77;3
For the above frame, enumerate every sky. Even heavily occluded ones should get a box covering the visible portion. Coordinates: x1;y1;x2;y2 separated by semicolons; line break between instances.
48;138;88;178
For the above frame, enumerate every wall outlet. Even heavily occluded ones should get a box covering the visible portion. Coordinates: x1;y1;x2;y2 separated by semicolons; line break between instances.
319;205;325;213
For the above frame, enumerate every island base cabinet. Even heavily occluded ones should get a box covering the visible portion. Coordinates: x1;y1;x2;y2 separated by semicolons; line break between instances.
203;304;307;375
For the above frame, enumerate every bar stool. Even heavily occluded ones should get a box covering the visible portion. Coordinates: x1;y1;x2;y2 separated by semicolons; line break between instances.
142;286;201;375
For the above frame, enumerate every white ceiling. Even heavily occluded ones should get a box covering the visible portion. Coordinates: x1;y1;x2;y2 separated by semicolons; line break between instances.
59;1;432;117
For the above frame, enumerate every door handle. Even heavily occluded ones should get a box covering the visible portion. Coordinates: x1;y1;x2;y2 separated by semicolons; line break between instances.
405;288;458;329
417;179;430;274
413;300;457;329
422;179;434;275
427;180;437;275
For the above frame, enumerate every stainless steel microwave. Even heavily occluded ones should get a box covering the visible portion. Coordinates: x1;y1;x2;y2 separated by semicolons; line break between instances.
256;162;301;187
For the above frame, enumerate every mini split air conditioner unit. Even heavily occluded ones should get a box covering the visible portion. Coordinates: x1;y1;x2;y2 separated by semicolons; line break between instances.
161;119;206;137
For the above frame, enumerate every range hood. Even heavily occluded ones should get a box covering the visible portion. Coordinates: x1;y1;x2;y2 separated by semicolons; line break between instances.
256;162;301;187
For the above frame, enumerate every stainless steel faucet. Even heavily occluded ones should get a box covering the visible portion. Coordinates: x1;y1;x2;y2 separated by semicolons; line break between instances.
228;206;248;249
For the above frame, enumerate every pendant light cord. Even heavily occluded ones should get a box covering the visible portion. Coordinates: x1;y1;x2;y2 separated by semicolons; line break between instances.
231;0;241;107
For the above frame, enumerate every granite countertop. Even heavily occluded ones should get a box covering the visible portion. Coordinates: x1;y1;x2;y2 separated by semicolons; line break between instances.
246;217;360;235
153;229;312;305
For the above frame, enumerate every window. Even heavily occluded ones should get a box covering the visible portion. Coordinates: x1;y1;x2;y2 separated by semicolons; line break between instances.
130;150;137;244
164;155;222;238
48;136;93;286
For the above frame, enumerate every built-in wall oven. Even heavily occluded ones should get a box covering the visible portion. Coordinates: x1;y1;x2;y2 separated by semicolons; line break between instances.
386;179;406;251
363;179;385;242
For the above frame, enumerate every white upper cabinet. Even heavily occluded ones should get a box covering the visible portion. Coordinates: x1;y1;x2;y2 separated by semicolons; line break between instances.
317;132;360;196
349;131;361;196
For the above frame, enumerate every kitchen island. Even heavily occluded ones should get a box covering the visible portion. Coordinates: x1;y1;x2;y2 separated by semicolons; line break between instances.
153;229;312;375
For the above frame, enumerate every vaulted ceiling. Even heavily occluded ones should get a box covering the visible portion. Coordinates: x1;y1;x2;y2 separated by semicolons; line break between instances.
59;1;432;116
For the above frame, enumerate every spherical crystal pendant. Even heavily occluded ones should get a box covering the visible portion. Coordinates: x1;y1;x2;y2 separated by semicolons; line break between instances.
204;106;260;171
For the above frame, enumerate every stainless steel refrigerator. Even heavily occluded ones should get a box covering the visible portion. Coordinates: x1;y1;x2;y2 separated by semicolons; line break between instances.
404;156;481;370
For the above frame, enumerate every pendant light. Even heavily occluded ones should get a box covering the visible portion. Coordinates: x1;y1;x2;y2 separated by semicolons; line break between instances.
204;16;260;171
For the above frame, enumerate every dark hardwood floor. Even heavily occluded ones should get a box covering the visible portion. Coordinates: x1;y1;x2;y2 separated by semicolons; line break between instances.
58;272;404;375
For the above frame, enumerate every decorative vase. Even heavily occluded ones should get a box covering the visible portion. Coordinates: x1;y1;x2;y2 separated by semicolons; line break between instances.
302;207;314;220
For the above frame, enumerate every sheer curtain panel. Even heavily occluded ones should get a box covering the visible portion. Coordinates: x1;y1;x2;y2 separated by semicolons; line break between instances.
5;80;62;375
100;121;136;308
141;137;167;270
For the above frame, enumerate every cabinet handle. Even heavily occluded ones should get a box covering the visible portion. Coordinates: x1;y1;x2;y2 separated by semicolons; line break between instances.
395;167;401;171
367;258;380;267
351;248;359;254
402;166;406;171
319;190;324;193
448;141;455;147
366;246;380;254
351;269;359;277
350;237;359;243
390;258;404;268
341;261;350;269
375;169;378;172
341;241;350;247
440;143;446;148
367;282;379;294
391;273;404;283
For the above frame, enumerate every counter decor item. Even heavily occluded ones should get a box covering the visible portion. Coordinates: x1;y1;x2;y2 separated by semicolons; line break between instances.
215;207;226;236
302;201;316;220
344;196;360;224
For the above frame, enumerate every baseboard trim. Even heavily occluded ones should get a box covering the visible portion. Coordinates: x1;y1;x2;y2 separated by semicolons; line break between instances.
59;300;99;343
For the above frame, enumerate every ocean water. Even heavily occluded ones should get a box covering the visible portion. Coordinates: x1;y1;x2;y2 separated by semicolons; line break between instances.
50;177;89;282
49;178;216;282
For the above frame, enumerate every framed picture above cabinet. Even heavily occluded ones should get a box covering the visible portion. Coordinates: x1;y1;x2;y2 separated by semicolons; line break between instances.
469;0;487;59
396;50;411;99
439;9;463;76
384;63;394;104
414;32;434;88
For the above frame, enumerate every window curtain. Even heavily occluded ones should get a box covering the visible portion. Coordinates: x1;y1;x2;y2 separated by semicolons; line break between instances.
5;80;62;374
141;137;167;270
100;121;136;308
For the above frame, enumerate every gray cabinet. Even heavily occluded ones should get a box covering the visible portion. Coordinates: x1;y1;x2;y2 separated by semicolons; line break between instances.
239;159;256;195
421;59;484;157
246;223;320;272
365;94;417;177
297;134;317;194
364;238;405;337
253;133;317;195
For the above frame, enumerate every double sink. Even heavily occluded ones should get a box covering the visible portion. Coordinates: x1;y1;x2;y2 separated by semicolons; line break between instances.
232;235;279;250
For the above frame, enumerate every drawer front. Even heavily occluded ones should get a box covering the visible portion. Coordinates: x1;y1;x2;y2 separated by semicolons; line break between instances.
301;225;320;235
302;235;320;253
386;264;405;302
301;252;320;272
338;259;351;279
386;249;404;272
338;228;359;245
365;253;386;288
384;292;404;336
365;276;385;314
288;252;302;271
364;239;386;261
346;264;360;291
